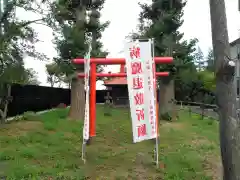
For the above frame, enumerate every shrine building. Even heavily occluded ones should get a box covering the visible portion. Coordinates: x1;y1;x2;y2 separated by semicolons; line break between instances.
104;65;129;106
104;64;159;106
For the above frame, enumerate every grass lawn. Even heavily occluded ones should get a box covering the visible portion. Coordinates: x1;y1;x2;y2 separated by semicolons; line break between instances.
0;106;221;179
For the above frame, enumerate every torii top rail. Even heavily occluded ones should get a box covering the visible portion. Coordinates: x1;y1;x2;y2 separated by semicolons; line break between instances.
73;57;173;138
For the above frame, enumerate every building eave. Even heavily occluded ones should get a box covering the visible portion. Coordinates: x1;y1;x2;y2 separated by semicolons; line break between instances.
230;38;240;47
104;77;127;85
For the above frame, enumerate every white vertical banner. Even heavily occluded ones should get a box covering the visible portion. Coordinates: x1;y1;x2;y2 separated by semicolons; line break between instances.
83;54;90;141
124;39;157;143
145;40;157;139
82;32;92;164
82;33;92;142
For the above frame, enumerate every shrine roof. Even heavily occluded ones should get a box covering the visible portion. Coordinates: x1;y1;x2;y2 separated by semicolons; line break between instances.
104;64;127;85
104;77;127;85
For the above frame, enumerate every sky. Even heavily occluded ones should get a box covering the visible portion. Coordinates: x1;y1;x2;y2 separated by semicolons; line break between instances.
23;0;240;89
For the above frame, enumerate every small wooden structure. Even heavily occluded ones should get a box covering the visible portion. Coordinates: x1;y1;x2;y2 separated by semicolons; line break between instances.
104;65;129;106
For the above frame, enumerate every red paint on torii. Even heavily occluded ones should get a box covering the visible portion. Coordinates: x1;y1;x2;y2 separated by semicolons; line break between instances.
73;57;173;138
78;72;170;77
72;57;173;64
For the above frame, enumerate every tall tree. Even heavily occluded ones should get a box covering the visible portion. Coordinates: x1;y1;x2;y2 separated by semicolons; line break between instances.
137;0;197;117
0;0;50;84
209;0;240;179
24;68;40;85
0;0;48;73
194;46;205;71
46;62;64;87
206;48;215;72
0;65;40;123
0;0;50;123
0;62;40;85
50;0;108;120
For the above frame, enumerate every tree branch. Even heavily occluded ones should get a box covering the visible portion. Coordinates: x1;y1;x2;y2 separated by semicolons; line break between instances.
19;18;45;28
0;1;16;25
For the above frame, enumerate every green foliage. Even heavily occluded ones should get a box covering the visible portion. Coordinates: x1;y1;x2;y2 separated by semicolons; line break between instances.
198;70;216;92
134;0;215;104
136;0;197;83
135;0;217;101
0;62;39;85
0;0;51;123
0;0;49;84
206;48;215;72
46;62;65;87
175;67;200;100
50;0;109;79
194;46;205;70
25;68;40;85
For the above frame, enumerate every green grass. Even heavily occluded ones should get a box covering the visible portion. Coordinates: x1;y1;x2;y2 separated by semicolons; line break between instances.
0;106;220;179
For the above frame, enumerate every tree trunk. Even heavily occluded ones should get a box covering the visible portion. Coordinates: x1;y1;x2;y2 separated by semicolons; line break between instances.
0;84;11;124
68;78;85;120
159;79;175;116
50;76;54;87
210;0;240;179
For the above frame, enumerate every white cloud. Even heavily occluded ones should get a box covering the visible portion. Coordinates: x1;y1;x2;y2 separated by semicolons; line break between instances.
21;0;240;88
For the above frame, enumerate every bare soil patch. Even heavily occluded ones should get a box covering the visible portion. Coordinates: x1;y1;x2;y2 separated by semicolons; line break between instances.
0;121;42;136
203;155;222;180
191;137;211;146
160;121;185;130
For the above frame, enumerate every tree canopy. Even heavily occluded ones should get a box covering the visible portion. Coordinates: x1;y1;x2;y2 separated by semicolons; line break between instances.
47;0;108;119
130;0;217;110
0;0;48;85
49;0;108;79
136;0;197;81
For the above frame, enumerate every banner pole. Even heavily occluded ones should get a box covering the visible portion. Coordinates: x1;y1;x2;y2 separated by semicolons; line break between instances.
151;38;159;167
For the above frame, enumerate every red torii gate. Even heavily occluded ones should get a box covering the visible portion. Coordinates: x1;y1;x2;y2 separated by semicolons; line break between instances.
72;57;173;138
